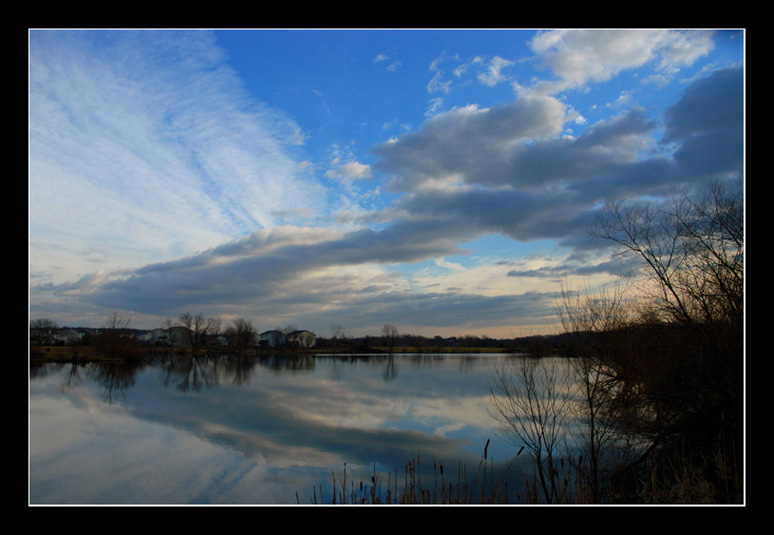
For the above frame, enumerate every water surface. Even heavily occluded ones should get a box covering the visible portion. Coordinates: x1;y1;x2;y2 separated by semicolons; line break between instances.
29;353;532;505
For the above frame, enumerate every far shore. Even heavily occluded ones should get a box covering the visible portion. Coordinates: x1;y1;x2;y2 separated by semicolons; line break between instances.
29;344;522;365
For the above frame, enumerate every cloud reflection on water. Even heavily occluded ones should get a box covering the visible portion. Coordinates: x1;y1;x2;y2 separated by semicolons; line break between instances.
30;354;514;504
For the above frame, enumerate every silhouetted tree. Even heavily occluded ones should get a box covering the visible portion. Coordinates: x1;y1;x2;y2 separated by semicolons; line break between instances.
226;318;257;352
557;282;643;503
174;312;222;350
489;357;572;503
94;312;142;359
30;318;58;345
382;324;398;354
490;178;743;503
572;177;743;501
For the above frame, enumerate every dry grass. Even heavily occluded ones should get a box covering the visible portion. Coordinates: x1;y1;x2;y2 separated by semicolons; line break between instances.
305;442;524;505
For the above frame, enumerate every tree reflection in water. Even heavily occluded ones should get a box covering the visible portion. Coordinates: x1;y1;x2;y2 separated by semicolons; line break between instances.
88;361;146;404
31;353;515;504
161;355;219;393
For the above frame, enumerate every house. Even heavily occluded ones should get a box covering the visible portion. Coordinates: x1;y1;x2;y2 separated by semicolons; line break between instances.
51;329;85;345
286;330;316;348
258;330;286;348
141;328;169;346
141;326;193;347
166;326;193;347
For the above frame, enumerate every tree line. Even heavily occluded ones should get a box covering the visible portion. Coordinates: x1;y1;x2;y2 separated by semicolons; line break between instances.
31;313;533;356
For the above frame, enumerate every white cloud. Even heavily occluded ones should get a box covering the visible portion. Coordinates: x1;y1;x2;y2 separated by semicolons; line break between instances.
477;56;515;86
373;53;400;71
424;97;444;118
325;160;372;182
528;29;716;93
427;54;456;94
29;30;325;285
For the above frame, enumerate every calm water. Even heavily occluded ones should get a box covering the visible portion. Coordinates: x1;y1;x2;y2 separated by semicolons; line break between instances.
29;353;543;505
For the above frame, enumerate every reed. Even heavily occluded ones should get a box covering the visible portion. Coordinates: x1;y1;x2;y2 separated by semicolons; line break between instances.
302;443;650;505
306;442;519;505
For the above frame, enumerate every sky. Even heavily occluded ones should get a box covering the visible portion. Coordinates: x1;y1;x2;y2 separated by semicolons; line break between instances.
28;28;745;338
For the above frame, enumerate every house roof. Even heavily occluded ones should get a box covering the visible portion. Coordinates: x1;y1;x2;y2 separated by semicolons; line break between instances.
287;330;315;336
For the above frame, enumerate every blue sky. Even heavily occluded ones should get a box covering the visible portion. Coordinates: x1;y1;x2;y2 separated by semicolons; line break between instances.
29;29;744;337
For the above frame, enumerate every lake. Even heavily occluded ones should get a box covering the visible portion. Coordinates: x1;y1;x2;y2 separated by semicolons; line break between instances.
29;353;549;505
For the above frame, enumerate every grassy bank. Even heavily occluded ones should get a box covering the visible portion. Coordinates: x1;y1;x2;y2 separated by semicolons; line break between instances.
30;345;123;364
29;344;207;364
315;346;513;355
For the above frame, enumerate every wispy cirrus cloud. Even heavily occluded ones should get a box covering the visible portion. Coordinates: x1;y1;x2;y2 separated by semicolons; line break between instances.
30;30;325;286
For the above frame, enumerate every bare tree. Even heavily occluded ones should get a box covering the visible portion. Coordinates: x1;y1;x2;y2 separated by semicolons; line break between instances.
591;178;743;332
104;312;132;331
382;324;399;354
489;357;572;503
557;281;642;502
570;178;745;501
277;324;298;335
226;318;257;352
176;312;221;350
95;312;141;358
30;318;58;345
330;324;346;340
31;318;57;330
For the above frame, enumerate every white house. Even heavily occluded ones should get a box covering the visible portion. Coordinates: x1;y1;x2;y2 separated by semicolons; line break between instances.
141;326;192;347
166;326;193;347
141;328;169;345
258;330;286;348
51;329;85;344
286;330;316;348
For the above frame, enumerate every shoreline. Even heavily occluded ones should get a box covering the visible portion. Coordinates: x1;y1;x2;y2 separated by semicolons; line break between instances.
29;344;522;365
